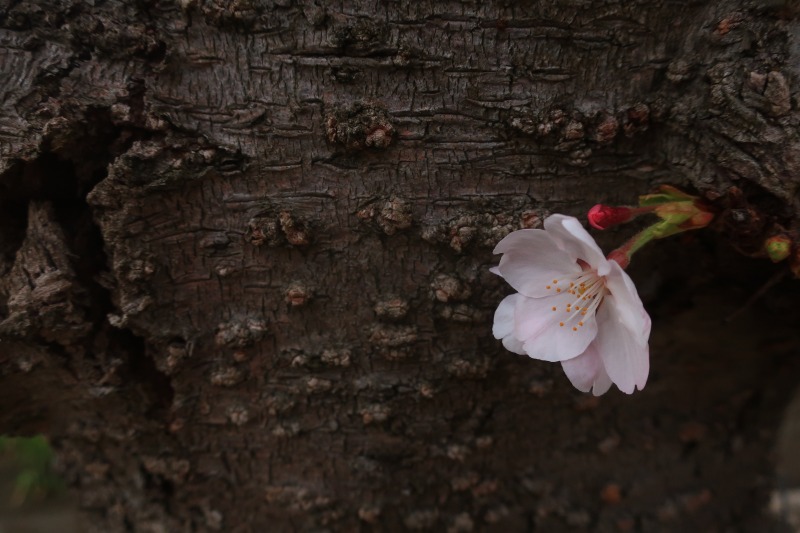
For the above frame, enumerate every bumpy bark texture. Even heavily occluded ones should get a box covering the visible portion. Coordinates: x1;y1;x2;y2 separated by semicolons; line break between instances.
2;0;800;531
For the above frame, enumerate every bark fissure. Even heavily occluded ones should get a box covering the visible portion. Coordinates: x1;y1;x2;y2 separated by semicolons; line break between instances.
0;105;175;417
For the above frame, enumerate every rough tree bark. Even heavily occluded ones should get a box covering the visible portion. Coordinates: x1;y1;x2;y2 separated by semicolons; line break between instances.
2;0;800;531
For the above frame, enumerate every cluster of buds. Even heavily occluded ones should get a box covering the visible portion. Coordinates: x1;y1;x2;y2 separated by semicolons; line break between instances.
591;186;800;276
589;186;715;268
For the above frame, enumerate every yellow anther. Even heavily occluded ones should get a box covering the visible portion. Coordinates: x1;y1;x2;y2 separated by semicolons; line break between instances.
553;279;558;284
572;327;577;331
546;285;551;289
559;322;564;327
556;288;561;293
551;306;556;311
578;321;584;326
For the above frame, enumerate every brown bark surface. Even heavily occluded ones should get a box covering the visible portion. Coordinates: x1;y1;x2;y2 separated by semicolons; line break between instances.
1;0;800;531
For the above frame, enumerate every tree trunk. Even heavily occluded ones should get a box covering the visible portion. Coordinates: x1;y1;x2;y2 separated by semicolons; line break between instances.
2;0;800;531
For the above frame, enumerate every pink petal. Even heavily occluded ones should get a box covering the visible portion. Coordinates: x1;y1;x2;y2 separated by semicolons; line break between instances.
493;294;527;355
543;214;611;276
604;261;651;343
514;291;599;362
594;297;650;394
502;335;526;355
561;344;614;395
561;345;603;393
492;293;519;340
493;229;581;298
591;365;613;396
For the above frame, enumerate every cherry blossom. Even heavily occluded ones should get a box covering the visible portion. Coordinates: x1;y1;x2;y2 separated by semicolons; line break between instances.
492;214;651;395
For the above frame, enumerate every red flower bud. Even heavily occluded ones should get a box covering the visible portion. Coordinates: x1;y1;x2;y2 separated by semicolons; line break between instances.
588;205;635;230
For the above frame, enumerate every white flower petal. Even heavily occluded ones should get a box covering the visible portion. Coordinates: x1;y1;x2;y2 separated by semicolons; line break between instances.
493;293;527;355
544;214;611;275
561;343;614;395
502;335;526;355
591;365;613;396
492;293;519;339
604;261;651;342
561;345;604;393
493;229;581;298
514;291;599;362
594;298;650;394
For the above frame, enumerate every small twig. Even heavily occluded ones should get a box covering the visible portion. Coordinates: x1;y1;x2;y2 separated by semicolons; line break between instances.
724;268;788;323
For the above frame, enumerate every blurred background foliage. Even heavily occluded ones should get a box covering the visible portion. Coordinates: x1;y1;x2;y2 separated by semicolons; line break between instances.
0;435;63;507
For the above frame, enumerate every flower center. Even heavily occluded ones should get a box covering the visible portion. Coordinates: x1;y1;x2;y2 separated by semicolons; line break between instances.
547;270;607;332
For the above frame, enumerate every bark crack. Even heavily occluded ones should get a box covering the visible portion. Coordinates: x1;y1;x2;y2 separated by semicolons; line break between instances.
0;107;174;418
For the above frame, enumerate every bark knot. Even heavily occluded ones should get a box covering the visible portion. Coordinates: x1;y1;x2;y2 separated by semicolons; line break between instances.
326;102;395;151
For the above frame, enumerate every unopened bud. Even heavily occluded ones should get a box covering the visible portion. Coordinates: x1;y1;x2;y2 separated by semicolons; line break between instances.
765;235;792;263
685;210;715;229
652;200;714;230
588;205;635;230
606;249;630;269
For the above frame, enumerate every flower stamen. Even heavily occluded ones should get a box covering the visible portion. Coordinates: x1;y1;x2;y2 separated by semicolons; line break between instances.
559;271;608;329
